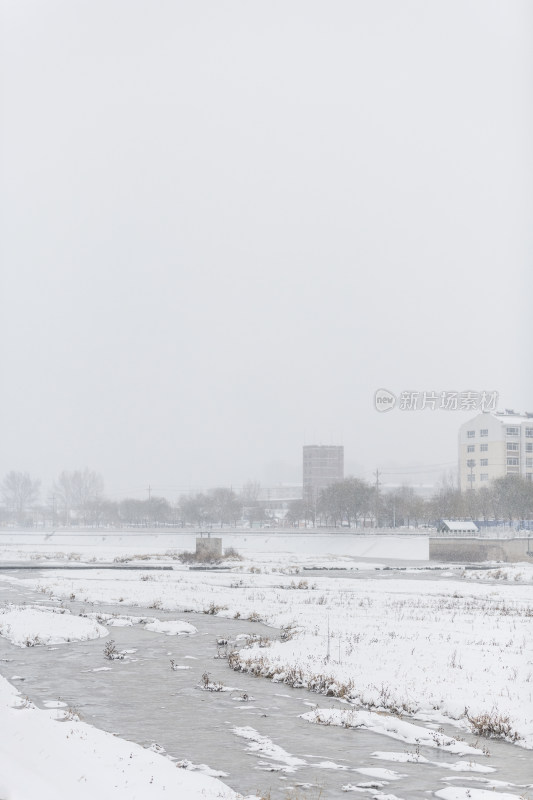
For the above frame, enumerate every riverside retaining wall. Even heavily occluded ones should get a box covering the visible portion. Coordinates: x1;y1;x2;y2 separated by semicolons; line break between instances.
0;529;429;561
429;537;533;563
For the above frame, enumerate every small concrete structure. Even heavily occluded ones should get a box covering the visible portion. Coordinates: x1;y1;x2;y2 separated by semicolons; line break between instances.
195;536;222;560
438;520;479;534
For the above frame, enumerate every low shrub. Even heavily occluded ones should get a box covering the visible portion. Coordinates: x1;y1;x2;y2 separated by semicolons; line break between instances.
178;550;222;565
466;708;521;742
223;547;243;560
204;602;228;615
103;639;125;660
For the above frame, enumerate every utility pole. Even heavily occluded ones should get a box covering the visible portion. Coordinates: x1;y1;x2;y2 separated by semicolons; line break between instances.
374;469;380;529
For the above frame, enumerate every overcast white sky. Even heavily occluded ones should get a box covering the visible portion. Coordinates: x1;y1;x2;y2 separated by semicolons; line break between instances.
1;1;532;499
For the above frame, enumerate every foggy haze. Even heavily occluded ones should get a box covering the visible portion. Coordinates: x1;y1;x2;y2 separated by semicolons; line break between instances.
1;1;532;499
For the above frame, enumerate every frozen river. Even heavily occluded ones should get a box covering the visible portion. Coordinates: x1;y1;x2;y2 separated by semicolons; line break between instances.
0;570;532;798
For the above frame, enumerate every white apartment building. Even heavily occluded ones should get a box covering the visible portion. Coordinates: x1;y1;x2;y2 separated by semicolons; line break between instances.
458;410;533;491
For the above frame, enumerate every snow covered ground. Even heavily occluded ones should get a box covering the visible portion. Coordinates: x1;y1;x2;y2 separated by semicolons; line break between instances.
0;541;391;572
3;559;533;746
0;603;108;647
0;672;246;800
1;542;533;798
462;562;533;584
0;528;429;560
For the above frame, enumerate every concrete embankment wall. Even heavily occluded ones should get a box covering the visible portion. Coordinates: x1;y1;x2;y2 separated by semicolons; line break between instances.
430;537;533;563
0;530;429;561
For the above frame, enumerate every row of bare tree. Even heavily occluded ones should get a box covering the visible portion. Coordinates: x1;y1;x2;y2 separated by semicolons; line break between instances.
0;471;262;527
287;474;533;528
2;470;533;528
1;469;107;525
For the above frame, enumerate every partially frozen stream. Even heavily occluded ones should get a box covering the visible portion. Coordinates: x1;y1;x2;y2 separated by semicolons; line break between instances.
0;573;532;799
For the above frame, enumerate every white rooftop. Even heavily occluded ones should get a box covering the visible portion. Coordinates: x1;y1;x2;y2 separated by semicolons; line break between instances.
441;519;479;532
493;412;533;425
463;411;533;427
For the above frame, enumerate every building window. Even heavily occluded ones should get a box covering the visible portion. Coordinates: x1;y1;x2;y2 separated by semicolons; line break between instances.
527;443;533;452
467;445;475;453
507;442;519;451
480;474;488;481
526;428;533;437
467;430;475;438
506;427;519;436
467;474;475;482
480;444;488;452
480;459;488;466
507;458;519;466
527;458;533;468
480;429;488;437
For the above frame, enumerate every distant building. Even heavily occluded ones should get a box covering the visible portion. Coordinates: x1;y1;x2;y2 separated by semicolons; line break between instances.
303;445;344;504
257;485;302;505
458;410;533;491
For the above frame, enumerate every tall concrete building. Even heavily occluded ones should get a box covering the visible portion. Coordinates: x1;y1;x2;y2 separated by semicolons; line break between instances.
458;410;533;491
303;445;344;503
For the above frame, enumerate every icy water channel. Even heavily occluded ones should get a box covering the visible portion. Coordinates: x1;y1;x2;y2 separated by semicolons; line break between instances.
0;574;532;799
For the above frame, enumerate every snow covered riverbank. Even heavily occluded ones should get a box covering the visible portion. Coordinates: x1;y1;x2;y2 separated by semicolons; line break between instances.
0;599;252;799
1;542;533;799
3;558;532;750
0;659;246;800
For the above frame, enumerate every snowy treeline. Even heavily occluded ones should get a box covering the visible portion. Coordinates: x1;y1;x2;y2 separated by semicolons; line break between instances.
290;475;533;529
1;470;532;529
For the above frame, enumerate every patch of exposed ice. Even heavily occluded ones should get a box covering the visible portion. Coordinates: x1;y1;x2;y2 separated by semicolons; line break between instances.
302;708;481;756
176;759;229;778
371;751;429;764
435;788;522;800
232;726;306;772
437;760;496;773
144;619;197;635
355;767;406;780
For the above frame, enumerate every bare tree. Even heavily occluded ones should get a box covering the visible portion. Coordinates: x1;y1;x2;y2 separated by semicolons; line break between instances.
492;475;533;525
179;493;212;527
208;488;242;527
119;498;147;525
240;481;265;525
1;471;40;521
240;481;261;504
318;478;372;528
54;468;104;524
285;498;307;527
